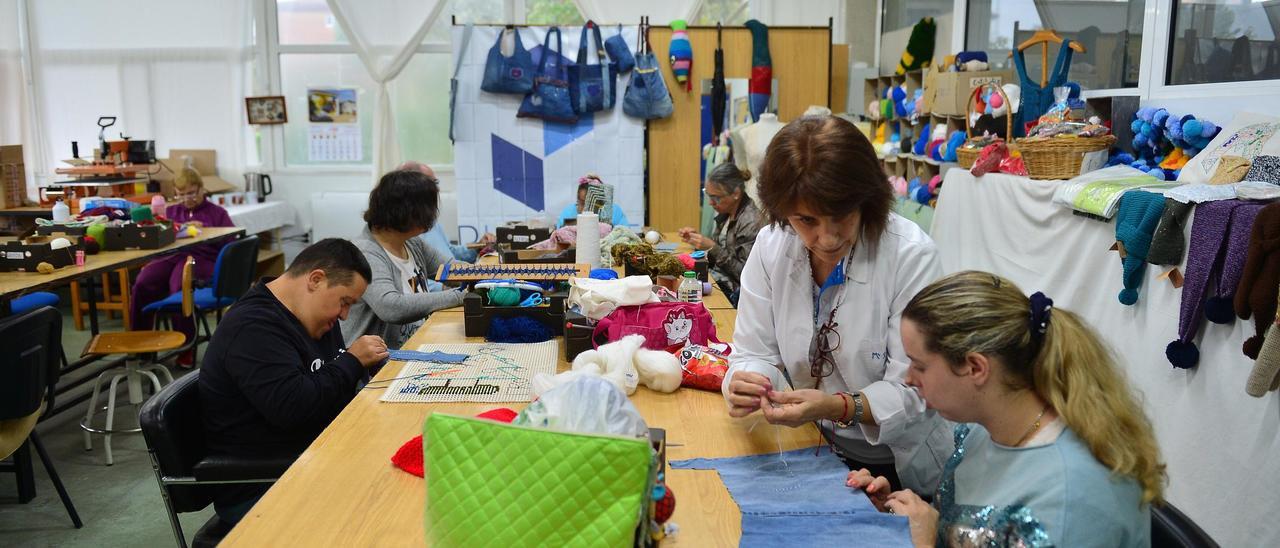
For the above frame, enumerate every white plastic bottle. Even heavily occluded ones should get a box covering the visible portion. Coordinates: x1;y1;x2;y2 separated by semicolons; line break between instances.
52;199;71;223
678;271;702;303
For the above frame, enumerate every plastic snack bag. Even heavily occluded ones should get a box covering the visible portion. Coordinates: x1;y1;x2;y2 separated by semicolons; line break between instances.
677;342;731;392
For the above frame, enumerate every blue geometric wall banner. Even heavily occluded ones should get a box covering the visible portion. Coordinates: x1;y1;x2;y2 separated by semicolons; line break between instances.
491;134;544;211
544;116;594;157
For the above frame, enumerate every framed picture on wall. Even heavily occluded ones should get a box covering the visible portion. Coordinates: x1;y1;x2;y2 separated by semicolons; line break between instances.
245;96;288;124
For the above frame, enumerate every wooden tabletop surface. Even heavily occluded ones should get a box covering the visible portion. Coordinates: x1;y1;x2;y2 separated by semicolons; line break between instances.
0;227;244;299
223;306;818;547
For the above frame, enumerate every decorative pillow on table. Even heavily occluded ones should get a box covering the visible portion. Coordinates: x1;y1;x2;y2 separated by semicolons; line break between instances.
1179;112;1280;184
1245;155;1280;185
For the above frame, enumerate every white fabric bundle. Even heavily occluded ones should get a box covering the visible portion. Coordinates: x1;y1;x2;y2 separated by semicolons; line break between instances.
568;275;659;320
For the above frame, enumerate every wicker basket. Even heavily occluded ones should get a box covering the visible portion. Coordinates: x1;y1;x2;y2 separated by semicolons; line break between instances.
957;84;1013;169
1017;135;1117;180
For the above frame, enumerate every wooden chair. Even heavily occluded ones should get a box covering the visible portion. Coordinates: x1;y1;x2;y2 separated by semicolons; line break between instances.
69;267;133;331
80;257;193;465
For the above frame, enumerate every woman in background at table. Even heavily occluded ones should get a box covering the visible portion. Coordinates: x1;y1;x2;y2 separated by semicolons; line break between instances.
131;167;234;366
848;271;1163;547
723;115;953;495
341;164;466;350
556;174;631;227
677;163;763;306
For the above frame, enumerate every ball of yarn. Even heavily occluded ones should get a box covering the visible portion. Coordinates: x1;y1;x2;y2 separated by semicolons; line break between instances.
644;230;661;244
927;175;942;194
676;254;695;270
486;287;522;306
36;262;55;274
130;206;154;223
1165;340;1199;369
589;268;618;280
1118;288;1139;306
654;485;676;523
49;237;72;250
1203;296;1235;324
486;315;553;343
83;238;101;255
1244;336;1264;360
86;224;106;242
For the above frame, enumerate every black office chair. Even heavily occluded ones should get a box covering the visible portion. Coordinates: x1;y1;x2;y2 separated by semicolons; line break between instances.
139;371;291;548
0;306;83;528
1152;501;1218;548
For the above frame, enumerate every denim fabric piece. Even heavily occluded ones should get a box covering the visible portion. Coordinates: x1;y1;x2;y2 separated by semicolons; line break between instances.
671;446;912;546
605;31;634;72
387;349;469;363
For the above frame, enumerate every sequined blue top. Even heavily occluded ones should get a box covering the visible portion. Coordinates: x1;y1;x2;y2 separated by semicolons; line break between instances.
934;424;1151;547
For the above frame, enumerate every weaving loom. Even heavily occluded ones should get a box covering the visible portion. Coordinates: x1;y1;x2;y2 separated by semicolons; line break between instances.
435;263;590;285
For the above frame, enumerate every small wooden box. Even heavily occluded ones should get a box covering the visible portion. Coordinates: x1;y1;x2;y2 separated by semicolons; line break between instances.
103;224;175;250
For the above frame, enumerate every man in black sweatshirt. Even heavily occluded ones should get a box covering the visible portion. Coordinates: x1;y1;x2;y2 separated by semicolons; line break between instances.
199;238;389;525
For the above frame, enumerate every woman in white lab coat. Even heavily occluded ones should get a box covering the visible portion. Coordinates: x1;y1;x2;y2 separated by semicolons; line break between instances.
722;115;952;494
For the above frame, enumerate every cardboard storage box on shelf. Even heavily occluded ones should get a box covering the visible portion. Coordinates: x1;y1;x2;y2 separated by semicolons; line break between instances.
154;149;237;199
927;69;1014;117
1;145;27;210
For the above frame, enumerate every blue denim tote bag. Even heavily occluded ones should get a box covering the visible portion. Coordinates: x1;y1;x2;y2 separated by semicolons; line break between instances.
481;27;535;95
605;24;635;73
622;19;673;120
568;22;618;114
517;27;578;124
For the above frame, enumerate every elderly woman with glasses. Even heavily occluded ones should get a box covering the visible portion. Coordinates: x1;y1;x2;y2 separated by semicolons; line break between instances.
677;163;763;306
130;167;235;366
721;116;952;494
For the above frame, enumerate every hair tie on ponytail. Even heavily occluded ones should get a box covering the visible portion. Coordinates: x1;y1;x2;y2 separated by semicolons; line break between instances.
1029;291;1053;338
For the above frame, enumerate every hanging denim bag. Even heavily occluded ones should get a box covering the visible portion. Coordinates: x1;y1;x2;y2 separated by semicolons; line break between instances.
517;27;578;124
481;26;535;95
568;22;618;114
623;18;674;120
605;24;635;73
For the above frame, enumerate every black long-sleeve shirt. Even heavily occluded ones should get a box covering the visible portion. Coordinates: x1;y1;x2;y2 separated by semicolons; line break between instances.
199;279;365;461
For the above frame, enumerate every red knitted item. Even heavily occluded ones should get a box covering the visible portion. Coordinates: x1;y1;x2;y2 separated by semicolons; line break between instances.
391;408;518;477
654;486;676;523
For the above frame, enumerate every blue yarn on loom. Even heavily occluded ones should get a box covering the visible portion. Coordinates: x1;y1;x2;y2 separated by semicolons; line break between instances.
590;268;619;280
486;316;554;343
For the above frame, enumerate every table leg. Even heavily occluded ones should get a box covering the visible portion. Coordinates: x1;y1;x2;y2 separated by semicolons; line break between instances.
85;275;100;335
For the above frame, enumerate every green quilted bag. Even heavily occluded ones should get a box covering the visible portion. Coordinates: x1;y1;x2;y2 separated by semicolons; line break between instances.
424;413;654;547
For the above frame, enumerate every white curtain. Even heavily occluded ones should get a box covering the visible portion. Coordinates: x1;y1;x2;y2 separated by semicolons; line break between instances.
573;0;703;25
0;0;34;197
325;0;447;185
26;0;256;194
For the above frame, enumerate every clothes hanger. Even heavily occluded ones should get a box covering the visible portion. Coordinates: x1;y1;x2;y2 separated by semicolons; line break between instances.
1008;29;1087;87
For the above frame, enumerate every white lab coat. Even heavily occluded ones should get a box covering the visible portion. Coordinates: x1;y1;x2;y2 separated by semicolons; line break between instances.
723;214;954;493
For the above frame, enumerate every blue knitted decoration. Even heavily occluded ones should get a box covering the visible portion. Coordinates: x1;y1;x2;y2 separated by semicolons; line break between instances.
1204;296;1235;324
1165;340;1199;369
590;268;619;280
486;315;553;343
1114;191;1166;305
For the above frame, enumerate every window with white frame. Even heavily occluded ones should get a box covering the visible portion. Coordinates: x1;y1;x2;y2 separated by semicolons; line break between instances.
966;0;1144;91
267;0;582;170
1167;0;1280;86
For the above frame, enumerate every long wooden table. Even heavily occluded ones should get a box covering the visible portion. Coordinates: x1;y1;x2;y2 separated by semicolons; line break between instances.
224;306;819;546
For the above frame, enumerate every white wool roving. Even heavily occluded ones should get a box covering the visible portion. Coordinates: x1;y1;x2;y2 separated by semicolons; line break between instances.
634;348;681;393
572;335;643;394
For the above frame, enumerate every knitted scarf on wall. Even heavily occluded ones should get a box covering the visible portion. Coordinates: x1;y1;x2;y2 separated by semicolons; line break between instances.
1114;191;1166;305
1147;198;1194;266
1234;202;1280;360
896;17;936;74
1205;203;1265;323
668;20;693;91
1167;200;1245;369
744;19;772;122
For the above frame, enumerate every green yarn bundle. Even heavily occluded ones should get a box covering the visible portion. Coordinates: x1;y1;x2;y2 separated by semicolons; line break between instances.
130;206;155;223
486;287;522;306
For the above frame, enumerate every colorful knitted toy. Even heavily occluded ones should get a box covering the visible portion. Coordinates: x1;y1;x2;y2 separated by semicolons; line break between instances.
896;17;936;74
668;20;692;92
744;19;772;121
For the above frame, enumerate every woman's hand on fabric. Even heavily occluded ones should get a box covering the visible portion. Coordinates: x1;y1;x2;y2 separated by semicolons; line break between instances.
682;231;715;250
846;468;892;512
678;226;696;238
885;489;939;548
726;371;772;417
760;389;842;427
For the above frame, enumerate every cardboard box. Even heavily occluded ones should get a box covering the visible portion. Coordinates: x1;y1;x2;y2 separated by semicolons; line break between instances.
928;70;1014;116
103;224;176;250
495;225;552;250
0;236;81;272
154;149;237;198
0;145;26;210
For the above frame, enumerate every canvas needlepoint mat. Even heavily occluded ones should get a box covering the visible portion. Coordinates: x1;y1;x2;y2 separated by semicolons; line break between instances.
379;340;558;403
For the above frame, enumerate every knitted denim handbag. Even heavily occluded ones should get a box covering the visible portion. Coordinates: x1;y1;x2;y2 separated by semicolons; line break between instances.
605;24;635;73
517;27;578;124
480;27;534;95
568;22;619;114
424;413;653;547
623;18;673;120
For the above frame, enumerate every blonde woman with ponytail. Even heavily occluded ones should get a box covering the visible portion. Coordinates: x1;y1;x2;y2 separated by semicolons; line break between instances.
848;271;1164;547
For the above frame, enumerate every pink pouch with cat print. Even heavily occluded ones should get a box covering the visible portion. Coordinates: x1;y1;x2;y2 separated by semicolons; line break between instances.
591;302;721;351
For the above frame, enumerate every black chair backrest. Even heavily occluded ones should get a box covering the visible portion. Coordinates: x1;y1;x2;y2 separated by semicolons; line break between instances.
139;372;214;513
213;235;260;302
1152;501;1218;548
0;306;61;420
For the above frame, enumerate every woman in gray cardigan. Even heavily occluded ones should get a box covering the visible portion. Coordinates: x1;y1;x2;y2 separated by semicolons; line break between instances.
341;168;466;349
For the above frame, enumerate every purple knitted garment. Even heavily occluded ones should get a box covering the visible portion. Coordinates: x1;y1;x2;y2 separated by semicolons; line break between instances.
1169;199;1246;368
1205;203;1265;323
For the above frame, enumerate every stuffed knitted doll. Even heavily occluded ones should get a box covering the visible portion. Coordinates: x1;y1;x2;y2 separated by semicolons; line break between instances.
1205;203;1264;323
1114;191;1166;305
1234;202;1280;359
668;20;692;92
744;19;772;122
1246;323;1280;397
1147;199;1194;265
1168;200;1246;368
896;17;936;75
